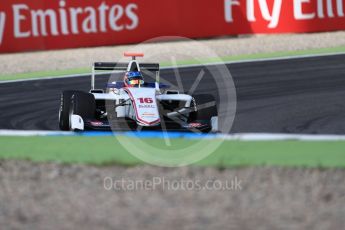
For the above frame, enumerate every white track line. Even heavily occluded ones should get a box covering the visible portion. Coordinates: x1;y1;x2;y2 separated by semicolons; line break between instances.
0;130;73;136
168;51;345;70
1;52;344;84
2;129;345;141
216;133;345;141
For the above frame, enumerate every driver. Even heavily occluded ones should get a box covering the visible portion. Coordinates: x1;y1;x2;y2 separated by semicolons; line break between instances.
124;71;145;87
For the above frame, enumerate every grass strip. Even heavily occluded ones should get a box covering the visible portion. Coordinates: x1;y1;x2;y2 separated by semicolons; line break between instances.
1;136;345;168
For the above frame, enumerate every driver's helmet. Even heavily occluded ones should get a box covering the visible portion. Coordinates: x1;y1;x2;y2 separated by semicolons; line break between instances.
124;71;144;87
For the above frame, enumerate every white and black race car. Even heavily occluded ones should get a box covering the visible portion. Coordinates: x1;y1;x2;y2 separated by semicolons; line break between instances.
59;52;218;133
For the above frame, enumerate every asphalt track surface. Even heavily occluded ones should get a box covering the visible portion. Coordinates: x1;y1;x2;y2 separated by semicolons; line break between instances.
1;54;345;134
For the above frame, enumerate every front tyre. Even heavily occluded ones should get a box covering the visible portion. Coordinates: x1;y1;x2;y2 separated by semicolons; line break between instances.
70;92;96;130
59;91;76;130
189;94;218;121
189;94;218;133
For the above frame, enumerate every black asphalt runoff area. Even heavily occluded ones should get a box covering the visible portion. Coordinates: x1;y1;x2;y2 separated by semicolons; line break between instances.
1;54;345;134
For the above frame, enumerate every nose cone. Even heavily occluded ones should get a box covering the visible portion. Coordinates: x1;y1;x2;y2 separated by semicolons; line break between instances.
124;88;161;126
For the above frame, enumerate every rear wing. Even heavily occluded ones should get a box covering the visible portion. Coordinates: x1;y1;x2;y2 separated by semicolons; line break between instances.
91;62;160;90
93;62;159;71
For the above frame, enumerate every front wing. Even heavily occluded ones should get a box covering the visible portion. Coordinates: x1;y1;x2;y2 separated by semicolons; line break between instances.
83;118;213;133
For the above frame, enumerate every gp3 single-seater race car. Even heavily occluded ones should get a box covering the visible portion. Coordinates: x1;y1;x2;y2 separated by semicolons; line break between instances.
59;52;218;133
